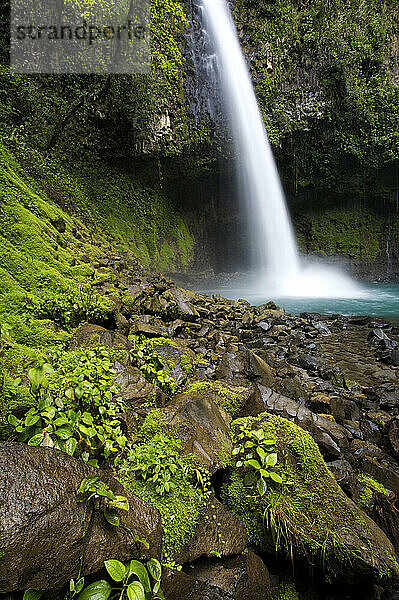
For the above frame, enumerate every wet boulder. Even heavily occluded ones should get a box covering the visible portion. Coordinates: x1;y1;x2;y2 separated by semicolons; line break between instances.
113;361;166;407
69;324;130;351
224;413;399;588
175;497;247;564
351;439;399;495
151;340;199;388
164;392;232;472
163;552;272;600
255;384;350;458
0;444;162;592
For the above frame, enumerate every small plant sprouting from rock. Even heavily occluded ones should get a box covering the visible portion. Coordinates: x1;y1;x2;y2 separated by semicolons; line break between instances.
78;558;164;600
77;476;129;527
232;425;283;497
118;433;188;496
23;558;165;600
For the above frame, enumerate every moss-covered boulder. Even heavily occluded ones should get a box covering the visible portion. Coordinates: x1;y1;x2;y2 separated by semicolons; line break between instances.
222;413;399;588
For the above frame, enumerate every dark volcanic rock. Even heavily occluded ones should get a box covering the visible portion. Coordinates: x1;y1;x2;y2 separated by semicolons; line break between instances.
389;418;399;460
164;552;272;600
69;324;130;351
256;384;350;458
113;361;166;407
164;392;232;472
0;444;162;592
175;497;247;564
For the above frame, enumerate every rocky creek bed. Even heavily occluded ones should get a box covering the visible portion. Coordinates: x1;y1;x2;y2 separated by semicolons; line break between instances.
1;255;399;600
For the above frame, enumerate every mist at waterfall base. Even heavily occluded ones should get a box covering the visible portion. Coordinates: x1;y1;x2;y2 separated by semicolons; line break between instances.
200;0;372;306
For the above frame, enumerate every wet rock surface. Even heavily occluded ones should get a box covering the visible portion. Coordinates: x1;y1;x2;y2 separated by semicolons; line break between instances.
176;497;247;564
3;259;399;598
163;551;272;600
0;444;162;592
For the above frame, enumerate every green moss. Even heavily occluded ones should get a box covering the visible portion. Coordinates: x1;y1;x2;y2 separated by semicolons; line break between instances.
222;412;396;579
123;475;207;566
277;581;300;600
356;474;387;509
301;207;382;259
140;409;167;441
187;381;245;417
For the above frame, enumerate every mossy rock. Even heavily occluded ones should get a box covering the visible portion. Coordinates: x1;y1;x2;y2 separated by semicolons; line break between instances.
187;379;254;418
164;392;233;472
223;412;399;588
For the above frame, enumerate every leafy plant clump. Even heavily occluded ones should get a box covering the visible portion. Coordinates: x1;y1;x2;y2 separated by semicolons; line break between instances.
24;558;164;600
232;425;283;497
33;284;115;328
8;348;128;466
118;433;188;496
80;558;164;600
129;336;178;395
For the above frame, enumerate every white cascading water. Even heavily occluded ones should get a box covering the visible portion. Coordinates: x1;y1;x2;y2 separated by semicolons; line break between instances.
201;0;362;299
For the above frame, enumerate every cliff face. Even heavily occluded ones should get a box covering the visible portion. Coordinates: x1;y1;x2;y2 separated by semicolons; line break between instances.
0;0;398;276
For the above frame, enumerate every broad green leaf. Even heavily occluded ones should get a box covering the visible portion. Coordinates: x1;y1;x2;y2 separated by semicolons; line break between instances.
7;414;19;426
54;416;69;426
256;447;266;462
104;508;120;527
257;477;267;496
25;414;40;427
270;472;283;484
266;453;277;467
77;476;99;494
46;407;56;420
28;434;44;446
82;412;93;425
56;426;73;440
104;559;125;582
232;447;240;455
127;582;145;600
65;437;77;456
128;560;151;592
23;589;44;600
77;580;111;600
147;558;162;581
28;367;45;388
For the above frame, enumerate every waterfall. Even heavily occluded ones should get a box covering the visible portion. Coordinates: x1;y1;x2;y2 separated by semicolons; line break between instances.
201;0;299;283
200;0;362;299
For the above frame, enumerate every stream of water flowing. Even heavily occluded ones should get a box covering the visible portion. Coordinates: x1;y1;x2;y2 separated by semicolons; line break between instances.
200;0;365;301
